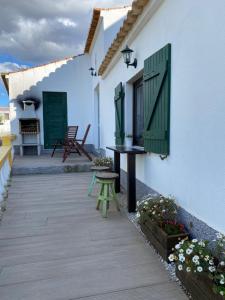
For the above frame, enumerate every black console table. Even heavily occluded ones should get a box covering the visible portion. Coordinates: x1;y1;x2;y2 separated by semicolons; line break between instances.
106;146;146;213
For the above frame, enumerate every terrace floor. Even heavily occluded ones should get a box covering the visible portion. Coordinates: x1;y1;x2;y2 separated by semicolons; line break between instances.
0;171;187;299
12;152;95;175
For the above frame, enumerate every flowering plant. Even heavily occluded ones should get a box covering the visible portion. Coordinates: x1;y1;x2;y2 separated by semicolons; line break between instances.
162;220;185;235
168;238;216;274
137;195;177;224
93;157;113;168
211;233;225;297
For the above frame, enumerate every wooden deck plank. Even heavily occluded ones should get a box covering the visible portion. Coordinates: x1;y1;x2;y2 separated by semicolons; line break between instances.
0;173;187;300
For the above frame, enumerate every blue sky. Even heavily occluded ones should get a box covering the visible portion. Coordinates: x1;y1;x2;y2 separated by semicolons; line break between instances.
0;55;33;106
0;0;132;107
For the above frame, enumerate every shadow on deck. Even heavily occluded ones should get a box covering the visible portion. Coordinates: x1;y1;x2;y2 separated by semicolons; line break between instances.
12;152;95;175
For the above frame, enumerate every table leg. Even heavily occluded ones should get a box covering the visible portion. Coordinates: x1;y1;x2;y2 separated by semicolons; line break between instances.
114;151;120;193
127;153;136;212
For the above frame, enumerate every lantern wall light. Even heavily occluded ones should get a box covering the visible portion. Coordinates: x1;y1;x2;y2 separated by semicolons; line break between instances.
121;45;137;68
89;67;97;76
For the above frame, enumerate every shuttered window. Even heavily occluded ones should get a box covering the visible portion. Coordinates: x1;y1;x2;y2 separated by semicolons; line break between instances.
143;44;171;155
114;82;125;145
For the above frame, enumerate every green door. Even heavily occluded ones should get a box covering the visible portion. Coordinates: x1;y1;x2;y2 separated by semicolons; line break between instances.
43;91;68;149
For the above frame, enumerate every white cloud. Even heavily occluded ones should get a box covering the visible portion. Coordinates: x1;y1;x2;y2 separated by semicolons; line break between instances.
0;0;132;64
57;18;77;28
0;62;28;73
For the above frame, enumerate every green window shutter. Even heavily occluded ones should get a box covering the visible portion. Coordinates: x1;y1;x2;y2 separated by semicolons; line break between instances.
114;82;125;145
143;44;171;155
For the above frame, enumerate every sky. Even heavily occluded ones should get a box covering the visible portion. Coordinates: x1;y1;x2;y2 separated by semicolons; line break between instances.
0;0;132;106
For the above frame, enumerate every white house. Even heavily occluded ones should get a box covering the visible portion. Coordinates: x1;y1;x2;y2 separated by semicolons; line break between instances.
1;0;225;238
1;6;130;155
0;106;10;133
96;0;225;238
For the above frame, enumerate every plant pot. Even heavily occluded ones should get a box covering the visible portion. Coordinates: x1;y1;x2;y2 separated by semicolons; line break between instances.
176;269;224;300
140;215;188;261
125;137;133;147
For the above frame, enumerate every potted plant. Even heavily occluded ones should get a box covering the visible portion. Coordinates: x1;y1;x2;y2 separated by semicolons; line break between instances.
137;195;188;261
169;236;224;300
211;233;225;298
93;156;113;170
125;133;133;147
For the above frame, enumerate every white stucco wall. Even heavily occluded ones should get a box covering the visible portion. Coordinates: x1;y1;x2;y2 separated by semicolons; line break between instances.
99;0;225;233
9;54;93;145
89;7;131;149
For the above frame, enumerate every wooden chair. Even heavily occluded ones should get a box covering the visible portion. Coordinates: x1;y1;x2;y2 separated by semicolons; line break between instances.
51;126;78;157
62;124;92;162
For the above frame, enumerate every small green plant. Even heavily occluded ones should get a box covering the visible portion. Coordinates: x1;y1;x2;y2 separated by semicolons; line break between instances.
93;156;113;168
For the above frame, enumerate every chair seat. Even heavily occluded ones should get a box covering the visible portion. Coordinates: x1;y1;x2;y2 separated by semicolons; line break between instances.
91;166;110;171
95;172;119;180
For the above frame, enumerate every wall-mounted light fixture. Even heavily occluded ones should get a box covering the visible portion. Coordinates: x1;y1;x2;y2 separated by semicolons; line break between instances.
121;45;137;68
89;67;97;76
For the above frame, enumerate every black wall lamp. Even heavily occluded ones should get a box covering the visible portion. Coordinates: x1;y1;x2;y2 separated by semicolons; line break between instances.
121;45;137;68
89;67;97;76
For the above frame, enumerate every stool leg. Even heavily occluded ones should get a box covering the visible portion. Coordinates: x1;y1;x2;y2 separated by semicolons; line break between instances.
96;182;104;210
101;184;108;218
88;172;96;196
110;182;120;211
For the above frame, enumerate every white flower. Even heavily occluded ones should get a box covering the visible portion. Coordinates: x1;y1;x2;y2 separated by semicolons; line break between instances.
198;241;205;247
220;279;225;285
179;249;184;253
220;291;224;296
144;201;148;205
189;244;195;249
186;248;193;255
178;264;183;271
192;255;200;264
209;266;216;272
168;254;175;262
175;244;181;250
197;266;203;272
136;212;140;218
204;255;210;261
160;199;164;203
186;267;191;272
179;254;185;262
192;239;198;243
209;259;214;265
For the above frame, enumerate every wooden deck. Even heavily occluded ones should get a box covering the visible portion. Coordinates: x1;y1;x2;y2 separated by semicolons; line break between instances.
0;172;187;300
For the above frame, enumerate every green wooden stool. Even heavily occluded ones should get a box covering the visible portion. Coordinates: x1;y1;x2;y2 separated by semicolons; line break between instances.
95;172;120;218
88;166;110;196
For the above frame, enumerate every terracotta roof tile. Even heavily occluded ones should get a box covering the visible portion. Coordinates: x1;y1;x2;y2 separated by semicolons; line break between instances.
98;0;149;76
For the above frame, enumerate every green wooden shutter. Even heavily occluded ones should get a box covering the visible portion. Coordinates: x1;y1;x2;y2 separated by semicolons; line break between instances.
143;44;171;155
114;82;125;145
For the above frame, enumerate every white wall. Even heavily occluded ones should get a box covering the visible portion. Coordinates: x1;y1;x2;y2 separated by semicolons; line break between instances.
89;7;131;149
9;54;93;145
99;0;225;233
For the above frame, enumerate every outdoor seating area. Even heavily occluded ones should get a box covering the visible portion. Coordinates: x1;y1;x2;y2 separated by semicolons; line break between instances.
0;0;224;299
